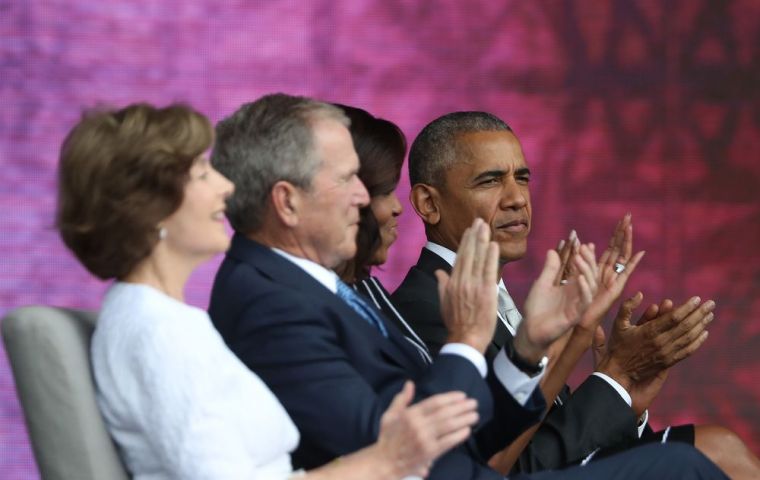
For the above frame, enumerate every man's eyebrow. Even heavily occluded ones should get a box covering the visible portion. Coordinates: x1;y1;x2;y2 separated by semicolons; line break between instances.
471;169;507;183
471;167;531;183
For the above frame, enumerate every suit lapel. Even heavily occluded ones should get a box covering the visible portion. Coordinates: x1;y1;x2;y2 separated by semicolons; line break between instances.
416;248;511;355
416;247;453;276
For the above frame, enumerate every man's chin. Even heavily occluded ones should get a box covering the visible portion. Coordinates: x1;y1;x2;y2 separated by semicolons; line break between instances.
498;245;528;265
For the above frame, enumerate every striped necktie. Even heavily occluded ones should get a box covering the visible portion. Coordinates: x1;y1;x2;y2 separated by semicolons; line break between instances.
336;280;389;338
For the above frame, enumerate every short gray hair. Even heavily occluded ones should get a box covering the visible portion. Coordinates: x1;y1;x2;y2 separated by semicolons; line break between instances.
408;111;512;187
212;93;349;234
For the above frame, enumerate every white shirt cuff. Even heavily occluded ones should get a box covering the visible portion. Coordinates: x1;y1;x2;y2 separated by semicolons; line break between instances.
637;409;649;438
592;372;632;406
492;347;544;406
440;343;487;378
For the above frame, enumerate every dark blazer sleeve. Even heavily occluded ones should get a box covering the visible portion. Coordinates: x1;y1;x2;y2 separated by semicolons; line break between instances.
522;375;639;470
392;254;641;472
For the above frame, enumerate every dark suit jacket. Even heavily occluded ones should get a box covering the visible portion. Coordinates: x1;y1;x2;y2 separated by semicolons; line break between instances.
209;234;546;480
391;247;640;473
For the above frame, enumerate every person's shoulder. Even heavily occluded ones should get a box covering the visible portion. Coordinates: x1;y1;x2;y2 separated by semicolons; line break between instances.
96;283;211;356
393;265;438;302
214;250;264;287
214;270;338;334
210;255;281;318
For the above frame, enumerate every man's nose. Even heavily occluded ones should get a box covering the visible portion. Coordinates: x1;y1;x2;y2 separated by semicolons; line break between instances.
500;182;527;209
354;177;370;207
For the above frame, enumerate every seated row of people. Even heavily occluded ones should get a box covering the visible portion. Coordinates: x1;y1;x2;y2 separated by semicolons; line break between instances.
54;94;756;479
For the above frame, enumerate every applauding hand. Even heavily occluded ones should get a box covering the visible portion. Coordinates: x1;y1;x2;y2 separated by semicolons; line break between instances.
437;218;500;354
515;242;598;363
376;381;479;478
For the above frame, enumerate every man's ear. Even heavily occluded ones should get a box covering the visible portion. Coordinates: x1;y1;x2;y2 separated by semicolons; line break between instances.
270;180;302;227
410;183;441;226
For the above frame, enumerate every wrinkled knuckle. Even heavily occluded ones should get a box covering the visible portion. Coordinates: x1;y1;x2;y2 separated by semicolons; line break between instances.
655;344;670;359
686;328;701;343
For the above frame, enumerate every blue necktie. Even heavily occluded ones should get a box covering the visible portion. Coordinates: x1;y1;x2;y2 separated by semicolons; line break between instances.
336;280;388;338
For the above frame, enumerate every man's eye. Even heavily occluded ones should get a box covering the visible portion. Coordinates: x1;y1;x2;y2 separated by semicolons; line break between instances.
517;176;530;184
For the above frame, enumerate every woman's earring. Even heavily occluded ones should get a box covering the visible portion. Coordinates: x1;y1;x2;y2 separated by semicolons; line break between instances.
158;226;167;240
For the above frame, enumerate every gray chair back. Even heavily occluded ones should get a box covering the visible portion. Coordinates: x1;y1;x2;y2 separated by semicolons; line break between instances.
2;306;130;480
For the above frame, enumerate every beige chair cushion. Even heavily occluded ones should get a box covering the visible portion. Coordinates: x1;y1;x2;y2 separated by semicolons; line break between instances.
2;306;130;480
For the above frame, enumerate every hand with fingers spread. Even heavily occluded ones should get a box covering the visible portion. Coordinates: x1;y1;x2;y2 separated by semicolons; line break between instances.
436;218;500;354
627;299;675;416
592;299;674;416
575;214;644;337
545;241;597;360
514;242;598;363
374;381;479;479
532;216;642;406
592;297;675;368
551;214;640;340
554;213;631;288
595;292;715;412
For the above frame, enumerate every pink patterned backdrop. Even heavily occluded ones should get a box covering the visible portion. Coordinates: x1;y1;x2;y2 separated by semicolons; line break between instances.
1;1;759;477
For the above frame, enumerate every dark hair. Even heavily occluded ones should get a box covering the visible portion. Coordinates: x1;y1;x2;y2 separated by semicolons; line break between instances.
212;93;348;234
56;103;213;280
334;104;406;280
408;111;511;187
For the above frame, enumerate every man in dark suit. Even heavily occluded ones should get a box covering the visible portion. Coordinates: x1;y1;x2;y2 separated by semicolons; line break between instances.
208;94;727;479
392;111;758;477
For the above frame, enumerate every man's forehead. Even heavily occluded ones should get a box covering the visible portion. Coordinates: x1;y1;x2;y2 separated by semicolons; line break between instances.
312;116;351;141
451;130;527;172
313;123;359;175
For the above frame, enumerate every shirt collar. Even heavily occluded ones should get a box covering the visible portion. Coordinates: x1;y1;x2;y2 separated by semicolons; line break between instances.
424;241;507;291
424;241;457;267
272;248;338;293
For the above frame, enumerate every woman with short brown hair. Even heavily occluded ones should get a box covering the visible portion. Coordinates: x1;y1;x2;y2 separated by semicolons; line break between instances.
58;104;213;280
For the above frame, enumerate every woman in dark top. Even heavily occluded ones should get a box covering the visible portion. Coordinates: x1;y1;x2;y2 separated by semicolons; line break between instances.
334;104;432;364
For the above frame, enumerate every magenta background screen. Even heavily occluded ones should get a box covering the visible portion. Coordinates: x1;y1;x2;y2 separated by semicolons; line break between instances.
2;1;759;477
